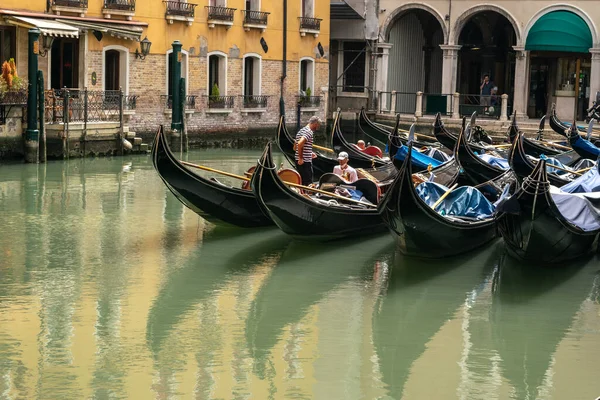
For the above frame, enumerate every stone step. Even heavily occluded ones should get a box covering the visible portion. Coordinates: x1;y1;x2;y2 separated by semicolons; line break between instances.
132;137;142;145
139;143;149;152
123;126;129;133
126;131;136;139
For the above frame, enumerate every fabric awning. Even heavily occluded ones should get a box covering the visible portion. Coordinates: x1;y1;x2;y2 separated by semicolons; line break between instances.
4;16;79;38
55;19;143;41
525;11;592;53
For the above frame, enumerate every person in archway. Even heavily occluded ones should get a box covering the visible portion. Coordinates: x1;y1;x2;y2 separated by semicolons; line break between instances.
294;116;321;185
480;74;494;112
333;151;358;183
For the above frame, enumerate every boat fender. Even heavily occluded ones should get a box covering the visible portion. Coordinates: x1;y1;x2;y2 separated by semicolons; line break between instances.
122;138;133;150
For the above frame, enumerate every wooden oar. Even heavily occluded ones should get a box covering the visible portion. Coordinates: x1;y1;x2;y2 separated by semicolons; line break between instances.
574;166;594;174
313;143;335;153
526;158;583;176
536;141;572;151
181;160;377;207
432;183;458;210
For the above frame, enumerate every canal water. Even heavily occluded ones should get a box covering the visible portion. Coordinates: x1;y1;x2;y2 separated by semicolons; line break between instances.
1;149;600;399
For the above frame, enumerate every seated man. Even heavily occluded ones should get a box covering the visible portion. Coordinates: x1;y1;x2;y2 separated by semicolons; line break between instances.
357;140;366;150
333;151;358;183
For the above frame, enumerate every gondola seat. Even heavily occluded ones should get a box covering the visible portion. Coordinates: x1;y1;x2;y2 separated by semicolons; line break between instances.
363;146;383;158
277;168;302;185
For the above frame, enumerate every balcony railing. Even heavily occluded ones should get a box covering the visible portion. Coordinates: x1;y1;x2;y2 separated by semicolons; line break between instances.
243;10;269;25
241;95;268;108
206;95;235;109
161;95;197;110
164;1;197;17
297;95;321;107
206;6;235;21
52;0;88;7
299;17;321;31
104;0;135;11
44;89;123;124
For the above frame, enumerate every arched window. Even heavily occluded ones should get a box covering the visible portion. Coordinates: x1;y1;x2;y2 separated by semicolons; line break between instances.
102;45;129;94
166;49;189;95
207;51;228;95
299;57;314;94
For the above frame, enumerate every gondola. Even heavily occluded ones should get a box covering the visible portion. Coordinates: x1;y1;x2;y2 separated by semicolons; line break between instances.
567;122;600;160
358;107;438;148
151;125;273;227
508;129;572;187
455;117;509;185
276;115;397;180
333;113;390;168
379;132;513;258
507;114;561;157
496;158;600;263
433;113;504;156
251;141;388;240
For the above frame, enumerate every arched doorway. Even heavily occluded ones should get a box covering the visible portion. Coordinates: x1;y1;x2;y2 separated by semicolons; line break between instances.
386;8;445;113
456;11;517;117
105;50;120;91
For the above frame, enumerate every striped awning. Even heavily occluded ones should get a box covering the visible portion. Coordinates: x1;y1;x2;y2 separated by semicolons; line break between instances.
55;19;143;41
4;16;79;38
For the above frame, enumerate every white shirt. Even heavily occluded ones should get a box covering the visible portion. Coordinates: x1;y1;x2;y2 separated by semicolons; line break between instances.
333;164;358;183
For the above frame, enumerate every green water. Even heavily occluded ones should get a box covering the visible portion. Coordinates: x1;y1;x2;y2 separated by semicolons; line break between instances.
1;149;600;399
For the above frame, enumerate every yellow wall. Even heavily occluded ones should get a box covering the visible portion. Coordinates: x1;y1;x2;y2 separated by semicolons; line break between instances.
2;0;329;63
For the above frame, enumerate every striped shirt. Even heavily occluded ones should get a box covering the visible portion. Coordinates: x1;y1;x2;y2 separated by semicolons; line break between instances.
295;125;314;163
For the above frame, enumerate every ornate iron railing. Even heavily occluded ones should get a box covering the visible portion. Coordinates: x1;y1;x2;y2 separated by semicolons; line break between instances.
241;95;268;108
104;0;135;11
161;94;197;109
0;89;27;106
243;10;269;25
296;95;321;107
52;0;88;7
206;95;235;109
44;89;124;124
206;6;235;21
299;17;321;30
124;95;138;110
164;1;197;17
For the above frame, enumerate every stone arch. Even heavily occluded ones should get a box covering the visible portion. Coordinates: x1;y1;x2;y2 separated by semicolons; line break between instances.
524;4;598;47
452;4;521;46
381;3;448;44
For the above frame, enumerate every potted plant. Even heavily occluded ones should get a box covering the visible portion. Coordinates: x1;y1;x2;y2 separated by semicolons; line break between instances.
209;83;225;108
0;58;27;105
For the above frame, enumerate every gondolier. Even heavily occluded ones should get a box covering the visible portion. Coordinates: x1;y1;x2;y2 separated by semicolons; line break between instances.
294;116;321;185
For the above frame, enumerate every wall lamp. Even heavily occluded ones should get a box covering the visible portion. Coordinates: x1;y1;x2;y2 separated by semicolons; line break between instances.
135;36;152;60
38;35;54;57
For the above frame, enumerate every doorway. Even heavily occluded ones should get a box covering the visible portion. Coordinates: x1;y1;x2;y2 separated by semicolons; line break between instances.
51;38;79;89
105;50;120;91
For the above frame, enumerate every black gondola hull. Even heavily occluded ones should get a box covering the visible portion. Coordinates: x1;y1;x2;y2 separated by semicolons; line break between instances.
152;126;272;228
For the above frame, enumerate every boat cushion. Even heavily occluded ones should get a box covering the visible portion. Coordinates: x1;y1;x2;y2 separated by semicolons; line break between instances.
362;146;383;158
560;164;600;193
477;153;510;170
550;186;600;231
394;145;444;171
416;181;495;220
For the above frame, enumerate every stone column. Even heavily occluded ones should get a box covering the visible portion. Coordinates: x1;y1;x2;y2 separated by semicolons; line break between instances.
500;94;509;121
589;48;600;108
415;91;423;117
452;92;460;119
440;45;461;96
375;43;393;111
390;91;397;114
512;46;529;119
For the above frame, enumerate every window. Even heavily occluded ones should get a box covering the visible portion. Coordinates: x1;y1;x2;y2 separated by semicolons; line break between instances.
166;49;188;95
245;0;259;11
342;42;366;93
208;52;227;95
243;55;261;96
301;0;313;17
0;26;16;65
299;58;314;94
103;46;129;94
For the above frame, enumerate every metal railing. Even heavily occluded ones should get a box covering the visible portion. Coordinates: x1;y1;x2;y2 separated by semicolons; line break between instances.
124;95;138;110
299;17;321;30
297;95;321;107
206;6;235;21
241;95;268;108
422;93;453;116
44;89;123;124
459;94;501;118
0;89;27;106
243;10;269;25
52;0;88;7
161;94;197;110
394;92;417;114
206;95;235;109
164;1;197;17
103;0;135;11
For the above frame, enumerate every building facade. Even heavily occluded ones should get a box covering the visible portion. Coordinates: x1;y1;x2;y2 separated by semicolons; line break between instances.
350;0;600;122
0;0;329;141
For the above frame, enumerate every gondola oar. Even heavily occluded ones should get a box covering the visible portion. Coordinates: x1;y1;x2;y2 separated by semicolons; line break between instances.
181;160;377;207
431;183;459;210
525;158;584;176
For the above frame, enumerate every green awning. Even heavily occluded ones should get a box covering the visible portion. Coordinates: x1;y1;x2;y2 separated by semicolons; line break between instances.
525;11;592;53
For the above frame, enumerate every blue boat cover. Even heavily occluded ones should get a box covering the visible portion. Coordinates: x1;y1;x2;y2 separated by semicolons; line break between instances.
550;186;600;231
422;147;451;162
545;157;570;175
477;153;510;170
560;164;600;193
395;145;444;171
416;181;495;220
571;135;600;158
571;158;596;171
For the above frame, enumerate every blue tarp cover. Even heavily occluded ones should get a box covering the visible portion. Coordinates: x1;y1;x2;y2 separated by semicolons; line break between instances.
477;153;510;170
571;135;600;158
550;186;600;231
423;147;451;163
560;165;600;193
416;181;495;220
395;145;444;171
